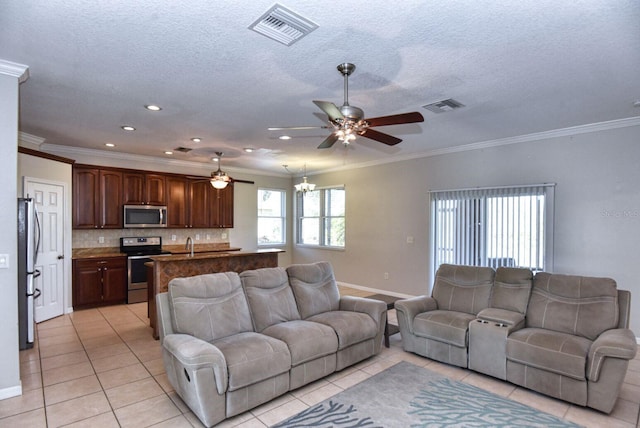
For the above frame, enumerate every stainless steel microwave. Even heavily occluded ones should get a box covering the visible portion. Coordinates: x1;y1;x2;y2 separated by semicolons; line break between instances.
123;205;167;228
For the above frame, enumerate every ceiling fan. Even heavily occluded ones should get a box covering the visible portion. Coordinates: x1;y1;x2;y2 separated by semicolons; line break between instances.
270;63;424;149
188;152;254;189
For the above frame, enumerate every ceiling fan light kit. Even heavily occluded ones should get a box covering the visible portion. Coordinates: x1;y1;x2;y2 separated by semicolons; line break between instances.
210;151;231;189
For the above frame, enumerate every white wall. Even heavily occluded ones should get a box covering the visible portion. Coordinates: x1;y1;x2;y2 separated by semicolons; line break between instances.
0;66;26;399
294;124;640;338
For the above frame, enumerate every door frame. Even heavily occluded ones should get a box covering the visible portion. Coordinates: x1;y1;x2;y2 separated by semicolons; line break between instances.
23;176;73;316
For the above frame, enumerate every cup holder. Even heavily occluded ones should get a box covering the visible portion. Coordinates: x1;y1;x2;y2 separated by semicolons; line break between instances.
495;323;507;328
476;319;489;324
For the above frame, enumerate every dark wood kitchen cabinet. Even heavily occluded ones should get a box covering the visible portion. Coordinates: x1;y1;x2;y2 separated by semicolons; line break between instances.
189;179;213;228
122;172;166;206
72;166;122;229
166;176;189;227
212;185;234;228
72;256;127;309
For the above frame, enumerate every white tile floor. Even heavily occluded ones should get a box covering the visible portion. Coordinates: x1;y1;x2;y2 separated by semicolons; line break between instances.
2;292;639;427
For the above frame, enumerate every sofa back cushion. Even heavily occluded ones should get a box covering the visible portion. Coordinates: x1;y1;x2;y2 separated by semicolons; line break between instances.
240;267;301;332
168;272;253;342
286;262;340;319
526;272;619;340
490;267;533;314
432;264;494;315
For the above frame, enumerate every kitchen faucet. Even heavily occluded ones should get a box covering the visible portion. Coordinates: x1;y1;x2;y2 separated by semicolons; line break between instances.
185;236;194;257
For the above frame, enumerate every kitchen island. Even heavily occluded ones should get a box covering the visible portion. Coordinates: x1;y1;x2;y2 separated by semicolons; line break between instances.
147;249;283;338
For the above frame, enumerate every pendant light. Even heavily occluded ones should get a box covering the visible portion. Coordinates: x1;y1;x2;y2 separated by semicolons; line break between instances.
294;164;316;194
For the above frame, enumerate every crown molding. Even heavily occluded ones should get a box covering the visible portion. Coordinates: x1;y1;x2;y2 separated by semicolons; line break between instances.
0;59;29;83
319;116;640;174
40;143;290;178
18;132;46;149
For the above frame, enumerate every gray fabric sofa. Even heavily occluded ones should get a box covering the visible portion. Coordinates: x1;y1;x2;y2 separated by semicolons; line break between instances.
395;264;637;413
156;261;386;427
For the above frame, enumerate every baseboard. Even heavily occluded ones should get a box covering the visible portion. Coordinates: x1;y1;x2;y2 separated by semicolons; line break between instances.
337;281;415;299
0;383;22;400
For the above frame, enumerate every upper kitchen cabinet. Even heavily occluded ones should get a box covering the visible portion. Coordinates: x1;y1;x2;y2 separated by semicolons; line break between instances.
213;184;234;228
189;179;214;228
73;166;122;229
166;175;189;227
122;172;166;206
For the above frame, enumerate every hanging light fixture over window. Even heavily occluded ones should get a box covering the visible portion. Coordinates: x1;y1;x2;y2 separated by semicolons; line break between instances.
210;152;231;189
294;164;316;195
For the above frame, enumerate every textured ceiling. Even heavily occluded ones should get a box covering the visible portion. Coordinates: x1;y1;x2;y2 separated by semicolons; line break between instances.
1;0;639;176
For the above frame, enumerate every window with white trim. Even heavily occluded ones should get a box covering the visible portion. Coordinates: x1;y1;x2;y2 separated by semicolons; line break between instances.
296;186;345;248
430;184;554;275
257;188;285;245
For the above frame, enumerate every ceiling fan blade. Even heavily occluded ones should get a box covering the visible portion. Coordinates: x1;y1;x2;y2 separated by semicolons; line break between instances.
359;128;403;146
364;111;424;127
318;133;340;149
268;125;329;131
313;100;344;123
231;178;255;184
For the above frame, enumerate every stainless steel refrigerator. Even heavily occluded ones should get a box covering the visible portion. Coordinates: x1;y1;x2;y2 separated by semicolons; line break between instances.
18;197;41;350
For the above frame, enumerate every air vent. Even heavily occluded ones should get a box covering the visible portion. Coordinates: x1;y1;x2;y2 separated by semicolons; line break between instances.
173;147;192;153
249;4;318;46
422;98;465;114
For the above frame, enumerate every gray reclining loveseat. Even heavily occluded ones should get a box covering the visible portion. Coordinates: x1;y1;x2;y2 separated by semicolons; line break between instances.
156;262;386;427
395;264;637;413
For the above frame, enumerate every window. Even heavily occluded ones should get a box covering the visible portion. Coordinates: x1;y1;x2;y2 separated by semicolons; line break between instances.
296;186;345;248
430;184;554;276
257;188;285;245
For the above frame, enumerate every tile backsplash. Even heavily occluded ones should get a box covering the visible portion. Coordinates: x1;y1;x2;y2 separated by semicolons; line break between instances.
72;228;229;249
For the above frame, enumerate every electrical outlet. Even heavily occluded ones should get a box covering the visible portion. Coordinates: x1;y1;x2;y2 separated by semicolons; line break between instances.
195;234;200;240
98;236;105;244
384;272;389;280
171;235;176;241
206;234;211;240
0;254;9;269
221;233;227;239
406;236;414;244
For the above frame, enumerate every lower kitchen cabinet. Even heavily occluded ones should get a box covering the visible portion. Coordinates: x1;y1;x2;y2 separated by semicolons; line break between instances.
72;256;127;309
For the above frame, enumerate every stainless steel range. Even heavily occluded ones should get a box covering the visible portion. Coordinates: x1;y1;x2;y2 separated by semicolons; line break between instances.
120;236;169;304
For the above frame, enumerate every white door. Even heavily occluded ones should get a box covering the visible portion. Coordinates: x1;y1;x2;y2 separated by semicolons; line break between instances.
25;179;65;322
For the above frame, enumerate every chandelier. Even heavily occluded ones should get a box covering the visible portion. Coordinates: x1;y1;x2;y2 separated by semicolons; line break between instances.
294;164;316;194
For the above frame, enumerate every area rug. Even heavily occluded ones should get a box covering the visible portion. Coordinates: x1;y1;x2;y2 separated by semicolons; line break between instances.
272;361;581;427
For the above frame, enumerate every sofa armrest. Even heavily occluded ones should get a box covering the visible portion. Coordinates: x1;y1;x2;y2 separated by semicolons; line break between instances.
587;328;638;382
394;296;437;335
163;334;228;394
339;296;387;326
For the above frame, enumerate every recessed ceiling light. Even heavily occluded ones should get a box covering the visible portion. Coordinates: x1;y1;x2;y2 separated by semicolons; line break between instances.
191;137;202;143
244;148;255;153
105;143;115;147
279;135;291;140
145;104;162;111
121;125;136;131
164;151;173;155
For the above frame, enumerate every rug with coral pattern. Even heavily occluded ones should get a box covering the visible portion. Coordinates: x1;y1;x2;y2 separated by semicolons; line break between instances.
272;361;581;427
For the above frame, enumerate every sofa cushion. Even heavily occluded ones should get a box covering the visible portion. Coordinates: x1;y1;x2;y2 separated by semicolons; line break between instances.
412;310;476;347
213;332;291;391
308;311;377;350
168;272;253;342
432;264;494;315
262;320;338;366
527;273;619;340
507;328;592;381
287;262;340;319
241;267;301;332
491;267;533;314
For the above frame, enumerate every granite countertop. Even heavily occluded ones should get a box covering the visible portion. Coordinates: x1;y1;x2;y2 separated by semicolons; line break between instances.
72;243;245;259
149;248;284;262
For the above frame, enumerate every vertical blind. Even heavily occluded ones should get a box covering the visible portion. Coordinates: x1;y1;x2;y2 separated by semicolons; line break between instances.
430;184;555;275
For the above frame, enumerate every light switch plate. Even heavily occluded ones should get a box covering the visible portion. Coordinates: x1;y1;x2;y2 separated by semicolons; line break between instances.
0;254;9;269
